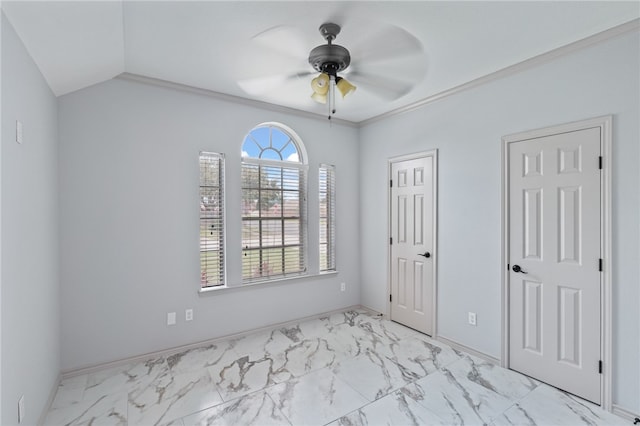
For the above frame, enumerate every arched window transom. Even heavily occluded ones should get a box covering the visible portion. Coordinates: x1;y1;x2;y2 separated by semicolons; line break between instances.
241;125;304;163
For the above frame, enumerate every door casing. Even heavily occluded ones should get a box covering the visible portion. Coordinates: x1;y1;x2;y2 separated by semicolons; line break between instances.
500;116;612;410
387;150;438;336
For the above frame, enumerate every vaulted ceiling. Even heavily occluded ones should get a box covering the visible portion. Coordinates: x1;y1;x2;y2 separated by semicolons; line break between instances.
3;1;638;123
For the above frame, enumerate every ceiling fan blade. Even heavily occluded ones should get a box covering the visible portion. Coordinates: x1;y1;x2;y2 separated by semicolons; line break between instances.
351;24;423;63
237;71;314;95
348;70;413;101
251;25;310;60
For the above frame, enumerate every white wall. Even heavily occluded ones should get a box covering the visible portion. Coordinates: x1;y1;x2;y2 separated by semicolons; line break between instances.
58;78;360;371
1;12;60;425
359;31;639;413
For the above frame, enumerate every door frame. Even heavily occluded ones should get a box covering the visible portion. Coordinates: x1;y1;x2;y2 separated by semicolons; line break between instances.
387;150;438;336
500;116;612;410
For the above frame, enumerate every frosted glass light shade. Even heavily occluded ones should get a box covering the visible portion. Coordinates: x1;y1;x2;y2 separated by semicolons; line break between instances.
311;73;330;95
311;92;327;103
336;77;356;98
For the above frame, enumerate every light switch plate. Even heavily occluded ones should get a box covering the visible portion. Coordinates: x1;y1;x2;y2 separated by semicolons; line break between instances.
16;121;23;144
18;395;25;423
167;312;176;326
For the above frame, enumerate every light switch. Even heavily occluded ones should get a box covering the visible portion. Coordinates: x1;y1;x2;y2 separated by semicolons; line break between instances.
16;121;23;144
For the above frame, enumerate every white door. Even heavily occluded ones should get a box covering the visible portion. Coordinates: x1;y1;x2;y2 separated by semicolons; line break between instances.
508;127;601;404
390;155;435;335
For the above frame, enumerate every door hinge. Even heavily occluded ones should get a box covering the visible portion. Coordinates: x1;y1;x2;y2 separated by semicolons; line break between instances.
390;237;393;245
390;179;393;188
389;294;392;303
599;360;603;374
599;156;603;170
599;258;603;272
507;263;510;271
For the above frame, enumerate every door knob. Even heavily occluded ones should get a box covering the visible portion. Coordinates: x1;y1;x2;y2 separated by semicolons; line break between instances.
512;264;527;274
418;252;431;258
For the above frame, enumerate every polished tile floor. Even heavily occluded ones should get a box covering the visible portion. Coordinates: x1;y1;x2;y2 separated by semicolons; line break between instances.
46;309;626;425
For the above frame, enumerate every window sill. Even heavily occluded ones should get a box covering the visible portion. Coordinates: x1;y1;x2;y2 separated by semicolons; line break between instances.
198;271;339;295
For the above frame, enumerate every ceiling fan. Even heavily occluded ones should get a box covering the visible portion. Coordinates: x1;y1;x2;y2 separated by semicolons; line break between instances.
307;23;356;119
237;20;426;119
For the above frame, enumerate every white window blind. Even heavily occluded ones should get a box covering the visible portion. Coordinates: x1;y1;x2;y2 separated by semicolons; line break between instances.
319;164;336;272
199;152;225;288
241;161;307;281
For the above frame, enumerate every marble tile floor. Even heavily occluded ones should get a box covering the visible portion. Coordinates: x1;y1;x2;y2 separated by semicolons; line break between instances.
45;309;627;426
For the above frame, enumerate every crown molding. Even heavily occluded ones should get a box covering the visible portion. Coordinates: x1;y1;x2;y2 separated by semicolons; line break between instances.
359;18;640;127
117;18;639;129
115;72;358;128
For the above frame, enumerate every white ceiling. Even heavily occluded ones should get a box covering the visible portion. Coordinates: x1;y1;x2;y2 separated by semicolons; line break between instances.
3;1;639;123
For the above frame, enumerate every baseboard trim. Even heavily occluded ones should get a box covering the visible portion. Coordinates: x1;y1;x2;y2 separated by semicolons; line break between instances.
62;305;364;378
612;404;640;422
38;371;61;425
357;305;383;317
436;335;500;365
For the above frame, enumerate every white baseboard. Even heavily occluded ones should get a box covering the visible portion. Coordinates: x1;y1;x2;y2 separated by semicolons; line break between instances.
357;307;501;366
435;335;501;365
38;372;61;425
612;404;640;423
62;304;364;378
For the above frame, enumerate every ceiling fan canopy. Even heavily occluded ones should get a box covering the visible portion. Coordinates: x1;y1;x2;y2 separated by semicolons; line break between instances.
308;23;351;76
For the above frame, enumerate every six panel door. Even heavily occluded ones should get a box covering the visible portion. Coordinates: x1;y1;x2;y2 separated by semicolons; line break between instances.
390;156;434;335
508;127;601;404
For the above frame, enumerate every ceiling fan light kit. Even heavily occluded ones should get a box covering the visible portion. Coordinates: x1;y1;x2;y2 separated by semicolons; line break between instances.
308;23;356;119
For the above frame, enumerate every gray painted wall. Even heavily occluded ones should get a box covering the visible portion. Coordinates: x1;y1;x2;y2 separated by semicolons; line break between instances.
1;13;60;425
58;78;360;371
359;31;639;413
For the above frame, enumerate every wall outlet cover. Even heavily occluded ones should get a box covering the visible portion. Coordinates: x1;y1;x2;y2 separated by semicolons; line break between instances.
468;312;477;326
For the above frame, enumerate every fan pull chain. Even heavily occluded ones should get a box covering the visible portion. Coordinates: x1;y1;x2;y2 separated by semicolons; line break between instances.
329;75;336;120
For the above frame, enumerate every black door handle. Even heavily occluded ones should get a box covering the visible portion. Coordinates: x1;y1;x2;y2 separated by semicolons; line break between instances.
418;252;431;258
512;264;527;274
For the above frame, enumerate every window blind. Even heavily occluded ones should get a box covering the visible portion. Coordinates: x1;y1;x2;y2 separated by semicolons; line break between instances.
319;164;336;272
241;162;307;282
199;152;225;287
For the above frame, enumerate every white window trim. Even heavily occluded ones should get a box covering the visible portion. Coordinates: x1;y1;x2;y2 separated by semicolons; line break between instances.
199;151;226;288
240;123;309;284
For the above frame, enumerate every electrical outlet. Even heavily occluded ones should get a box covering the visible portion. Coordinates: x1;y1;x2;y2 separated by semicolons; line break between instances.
18;395;25;424
185;309;193;321
340;282;346;292
468;312;477;326
167;312;176;326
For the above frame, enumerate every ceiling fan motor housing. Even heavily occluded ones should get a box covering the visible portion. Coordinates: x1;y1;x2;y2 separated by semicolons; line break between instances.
308;23;351;75
309;44;351;75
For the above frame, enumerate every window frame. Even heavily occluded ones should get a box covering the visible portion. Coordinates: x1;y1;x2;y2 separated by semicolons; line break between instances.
319;163;336;273
199;151;226;288
241;123;309;284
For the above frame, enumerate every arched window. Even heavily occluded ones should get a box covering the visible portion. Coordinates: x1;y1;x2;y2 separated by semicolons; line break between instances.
241;123;308;282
